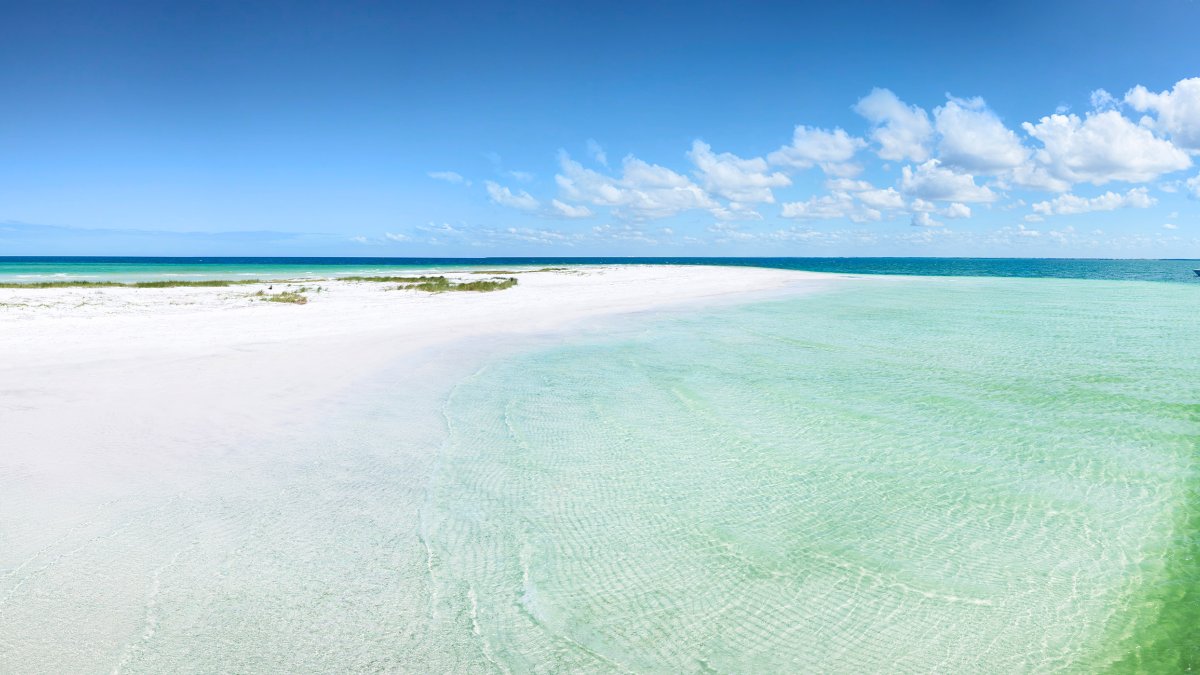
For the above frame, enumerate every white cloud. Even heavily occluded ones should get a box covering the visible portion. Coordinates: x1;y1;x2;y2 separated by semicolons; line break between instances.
911;212;942;227
419;221;463;236
507;170;534;182
384;232;410;242
1125;77;1200;150
854;88;934;162
780;191;882;223
1163;223;1178;230
485;181;540;211
940;202;972;219
1005;162;1073;192
934;96;1029;172
497;226;580;245
550;199;593;218
556;151;717;219
428;171;468;185
586;139;608;166
710;202;763;221
1022;111;1191;184
1031;187;1156;215
1090;89;1118;111
857;187;905;209
767;126;865;175
688;140;791;203
825;178;873;191
351;235;369;244
899;160;997;202
1187;173;1200;198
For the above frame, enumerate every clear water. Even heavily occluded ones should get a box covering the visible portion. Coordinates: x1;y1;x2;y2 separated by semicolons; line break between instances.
1;256;1198;284
2;275;1197;672
418;277;1200;672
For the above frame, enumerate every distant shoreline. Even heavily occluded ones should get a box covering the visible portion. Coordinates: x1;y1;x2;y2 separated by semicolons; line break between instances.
0;256;1195;284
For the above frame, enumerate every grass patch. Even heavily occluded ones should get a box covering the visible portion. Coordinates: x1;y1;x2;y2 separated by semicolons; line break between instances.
257;290;308;304
395;276;518;293
0;279;262;289
343;274;518;292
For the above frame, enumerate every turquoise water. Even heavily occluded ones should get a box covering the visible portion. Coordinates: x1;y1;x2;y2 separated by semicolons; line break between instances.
2;275;1197;671
419;277;1199;671
1;256;1198;283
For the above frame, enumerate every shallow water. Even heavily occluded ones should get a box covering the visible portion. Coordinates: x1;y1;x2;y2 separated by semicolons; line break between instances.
424;277;1200;671
2;276;1197;672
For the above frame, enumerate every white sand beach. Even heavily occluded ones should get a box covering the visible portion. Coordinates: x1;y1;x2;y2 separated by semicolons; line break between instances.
0;265;837;670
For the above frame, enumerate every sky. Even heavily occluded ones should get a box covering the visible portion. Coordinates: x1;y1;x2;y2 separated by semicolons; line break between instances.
2;0;1200;257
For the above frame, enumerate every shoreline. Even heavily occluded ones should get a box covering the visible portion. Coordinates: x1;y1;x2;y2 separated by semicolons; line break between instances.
0;265;842;626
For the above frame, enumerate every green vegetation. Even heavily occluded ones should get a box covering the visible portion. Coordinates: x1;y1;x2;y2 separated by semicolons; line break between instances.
257;290;308;304
341;274;518;292
0;279;262;289
394;276;518;293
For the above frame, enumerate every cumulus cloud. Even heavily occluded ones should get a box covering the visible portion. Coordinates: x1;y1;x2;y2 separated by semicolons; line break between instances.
854;88;934;162
1187;173;1200;198
550;199;593;218
1125;77;1200;150
384;232;410;242
485;181;540;211
428;171;468;184
1090;89;1119;111
911;212;942;227
1005;162;1073;192
556;151;717;219
899;160;997;202
1022;111;1191;184
780;191;882;223
934;96;1029;172
1031;187;1156;215
856;187;905;209
1163;223;1178;230
688;140;791;203
825;178;873;191
940;202;972;219
767;126;865;175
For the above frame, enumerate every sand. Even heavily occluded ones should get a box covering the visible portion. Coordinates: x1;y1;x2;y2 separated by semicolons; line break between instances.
0;265;837;583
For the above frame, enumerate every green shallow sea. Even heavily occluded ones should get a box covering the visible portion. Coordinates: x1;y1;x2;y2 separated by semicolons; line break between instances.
2;275;1197;672
422;276;1199;672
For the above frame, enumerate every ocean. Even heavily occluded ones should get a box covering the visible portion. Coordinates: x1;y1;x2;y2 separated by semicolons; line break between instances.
0;255;1198;284
1;258;1197;671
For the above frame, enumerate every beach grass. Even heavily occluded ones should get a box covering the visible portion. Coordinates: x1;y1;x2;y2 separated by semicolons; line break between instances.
0;276;517;294
396;276;518;293
257;290;308;304
341;274;518;292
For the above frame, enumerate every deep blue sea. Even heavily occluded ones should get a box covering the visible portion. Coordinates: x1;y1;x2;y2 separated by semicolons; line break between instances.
0;256;1197;283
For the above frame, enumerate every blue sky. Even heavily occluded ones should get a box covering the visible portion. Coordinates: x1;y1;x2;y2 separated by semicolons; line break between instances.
2;0;1200;257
